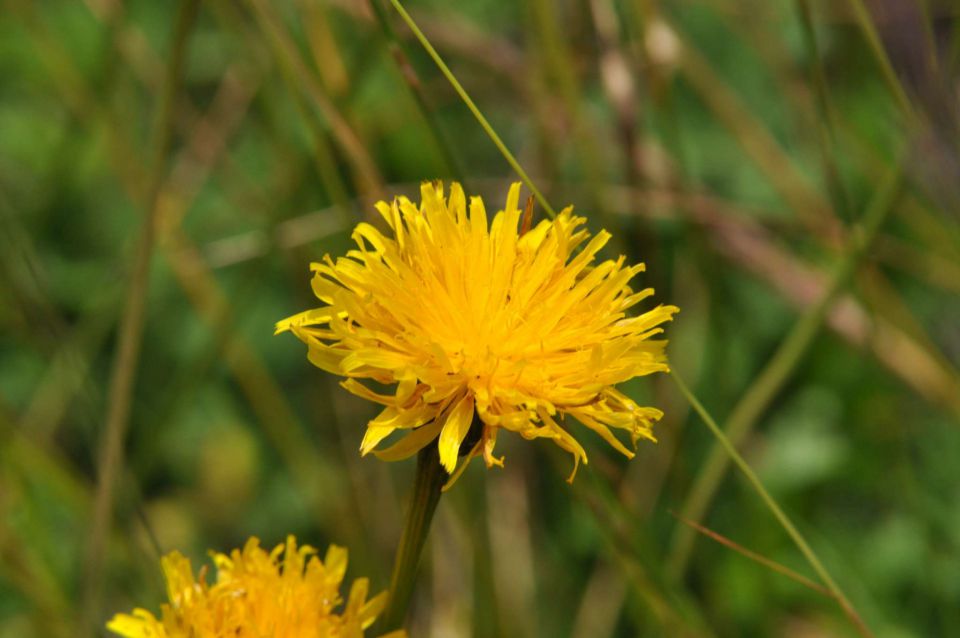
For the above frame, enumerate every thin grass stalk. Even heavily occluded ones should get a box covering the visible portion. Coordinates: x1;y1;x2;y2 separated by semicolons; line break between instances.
0;418;90;513
913;0;941;82
670;24;830;222
80;0;200;632
281;60;355;226
667;163;903;578
95;0;348;528
9;1;149;199
231;7;354;226
387;0;557;218
527;0;611;222
37;0;347;539
0;475;73;638
670;371;873;638
852;266;960;413
668;511;832;597
567;460;713;636
0;196;122;443
831;111;960;261
484;468;540;637
541;448;712;634
627;0;690;179
244;0;384;196
844;0;914;117
163;231;337;512
297;0;350;98
367;0;466;184
949;10;960;68
794;0;853;221
103;0;344;508
589;0;642;187
465;475;503;638
246;3;359;216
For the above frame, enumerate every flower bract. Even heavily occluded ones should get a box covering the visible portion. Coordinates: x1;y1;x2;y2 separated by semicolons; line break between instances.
277;182;678;482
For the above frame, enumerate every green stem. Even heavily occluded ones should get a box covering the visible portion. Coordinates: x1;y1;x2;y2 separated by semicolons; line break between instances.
668;163;903;578
794;0;852;221
380;441;446;631
387;0;557;218
670;371;872;638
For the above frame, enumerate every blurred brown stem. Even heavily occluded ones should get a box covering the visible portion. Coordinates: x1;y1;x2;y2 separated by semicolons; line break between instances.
667;162;902;580
80;0;200;632
367;0;465;184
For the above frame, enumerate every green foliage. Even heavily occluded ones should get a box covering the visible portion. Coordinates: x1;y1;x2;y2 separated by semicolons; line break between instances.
1;1;958;636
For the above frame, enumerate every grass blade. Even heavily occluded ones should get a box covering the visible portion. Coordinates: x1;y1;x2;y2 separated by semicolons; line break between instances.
387;0;557;218
668;162;903;577
671;370;872;638
81;0;200;631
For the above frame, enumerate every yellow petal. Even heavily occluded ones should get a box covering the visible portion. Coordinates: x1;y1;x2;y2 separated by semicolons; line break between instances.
360;422;396;456
373;418;444;462
274;307;332;334
438;393;475;473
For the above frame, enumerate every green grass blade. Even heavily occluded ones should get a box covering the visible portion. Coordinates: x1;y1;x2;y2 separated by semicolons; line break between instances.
671;370;873;638
668;162;903;578
387;0;557;218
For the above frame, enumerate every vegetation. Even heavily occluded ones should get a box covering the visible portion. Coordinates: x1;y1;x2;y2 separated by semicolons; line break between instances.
1;1;958;636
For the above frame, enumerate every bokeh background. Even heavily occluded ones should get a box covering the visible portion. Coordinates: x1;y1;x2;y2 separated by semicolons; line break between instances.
2;0;959;636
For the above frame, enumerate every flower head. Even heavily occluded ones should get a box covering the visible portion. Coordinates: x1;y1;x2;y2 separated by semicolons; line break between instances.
107;536;401;638
277;182;677;481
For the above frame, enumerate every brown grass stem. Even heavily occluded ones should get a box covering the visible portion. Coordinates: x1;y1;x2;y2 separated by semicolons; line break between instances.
80;0;200;632
566;457;714;637
668;511;832;597
670;371;873;638
672;24;830;222
244;0;384;197
844;0;914;117
367;0;466;184
527;0;611;224
668;163;903;581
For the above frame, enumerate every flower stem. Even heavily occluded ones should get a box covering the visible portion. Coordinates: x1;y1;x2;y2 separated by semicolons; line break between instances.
380;441;446;631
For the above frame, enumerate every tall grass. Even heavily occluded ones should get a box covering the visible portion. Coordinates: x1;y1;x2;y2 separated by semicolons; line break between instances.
1;1;958;636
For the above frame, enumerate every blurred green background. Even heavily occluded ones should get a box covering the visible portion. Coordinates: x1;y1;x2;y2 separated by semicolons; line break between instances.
2;0;959;636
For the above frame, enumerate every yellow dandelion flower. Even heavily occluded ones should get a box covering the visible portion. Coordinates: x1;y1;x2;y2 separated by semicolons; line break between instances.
107;536;403;638
277;182;678;481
